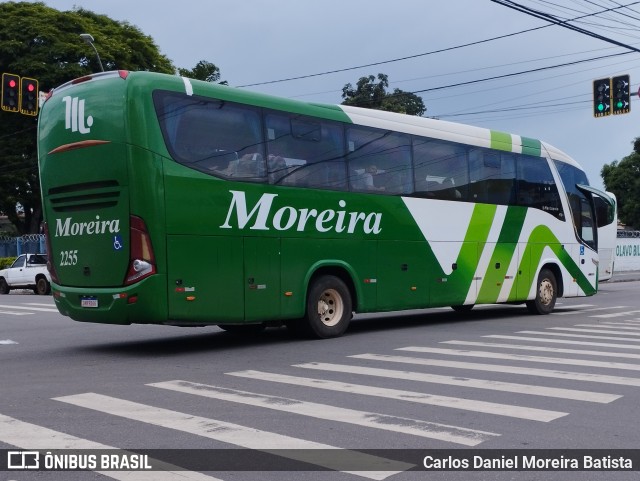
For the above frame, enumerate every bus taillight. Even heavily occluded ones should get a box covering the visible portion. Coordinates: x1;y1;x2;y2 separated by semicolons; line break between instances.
124;215;156;286
43;222;60;283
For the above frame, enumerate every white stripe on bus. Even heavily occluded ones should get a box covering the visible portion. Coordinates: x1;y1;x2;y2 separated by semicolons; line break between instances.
294;362;618;403
224;370;565;422
54;392;408;479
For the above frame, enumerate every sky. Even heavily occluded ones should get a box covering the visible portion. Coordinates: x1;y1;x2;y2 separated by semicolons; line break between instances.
24;0;640;190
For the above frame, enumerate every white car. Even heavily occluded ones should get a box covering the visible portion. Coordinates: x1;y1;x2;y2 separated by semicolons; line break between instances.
0;253;51;295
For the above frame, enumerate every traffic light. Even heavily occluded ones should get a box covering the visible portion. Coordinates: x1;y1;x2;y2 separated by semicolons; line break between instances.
1;73;20;113
593;77;611;118
612;74;630;115
20;77;38;116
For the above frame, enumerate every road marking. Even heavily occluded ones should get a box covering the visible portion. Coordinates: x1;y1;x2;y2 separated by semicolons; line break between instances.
54;392;409;479
554;306;629;315
149;380;498;445
0;304;59;312
553;304;595;310
574;324;640;331
0;339;18;344
224;370;566;422
351;353;640;387
397;346;640;372
600;322;640;329
516;330;640;342
547;327;640;337
295;362;618;403
0;413;224;481
592;310;640;319
443;340;640;360
486;335;640;350
0;310;33;316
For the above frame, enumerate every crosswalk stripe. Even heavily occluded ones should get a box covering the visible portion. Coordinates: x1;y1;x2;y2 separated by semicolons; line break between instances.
547;327;640;336
554;306;629;315
149;380;498;446
0;339;18;345
24;302;56;307
443;340;640;360
350;353;640;387
0;413;223;481
54;392;409;479
225;370;566;422
397;346;640;371
600;322;640;329
574;324;640;331
0;310;33;316
516;330;640;342
554;304;595;309
294;362;618;403
592;310;640;319
0;304;59;312
486;334;640;350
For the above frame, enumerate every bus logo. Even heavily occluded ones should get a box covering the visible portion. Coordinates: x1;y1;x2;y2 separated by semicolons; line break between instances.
220;190;382;235
62;96;94;134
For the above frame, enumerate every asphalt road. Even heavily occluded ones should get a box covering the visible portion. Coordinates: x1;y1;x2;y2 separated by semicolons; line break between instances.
2;278;640;481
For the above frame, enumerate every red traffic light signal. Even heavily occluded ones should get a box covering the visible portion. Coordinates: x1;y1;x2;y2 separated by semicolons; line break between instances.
1;73;21;113
20;77;38;116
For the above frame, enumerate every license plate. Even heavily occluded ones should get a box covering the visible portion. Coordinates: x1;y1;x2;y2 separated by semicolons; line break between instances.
81;297;98;308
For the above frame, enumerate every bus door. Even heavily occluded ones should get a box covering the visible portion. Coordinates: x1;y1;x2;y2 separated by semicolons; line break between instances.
243;237;281;321
167;235;244;323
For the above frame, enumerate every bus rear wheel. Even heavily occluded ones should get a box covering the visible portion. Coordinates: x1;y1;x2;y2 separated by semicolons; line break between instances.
526;268;557;315
303;275;352;339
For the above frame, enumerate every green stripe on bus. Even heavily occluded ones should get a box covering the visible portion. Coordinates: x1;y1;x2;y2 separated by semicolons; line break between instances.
447;203;497;305
477;207;527;302
490;130;512;152
521;137;542;157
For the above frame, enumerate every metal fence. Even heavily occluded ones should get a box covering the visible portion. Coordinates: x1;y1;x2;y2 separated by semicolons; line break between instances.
618;230;640;238
0;234;47;258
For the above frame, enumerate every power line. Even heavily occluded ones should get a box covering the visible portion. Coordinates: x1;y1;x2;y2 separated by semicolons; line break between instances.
489;0;640;52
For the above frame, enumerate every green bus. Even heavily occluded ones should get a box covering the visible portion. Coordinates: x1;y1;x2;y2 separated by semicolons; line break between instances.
37;70;611;338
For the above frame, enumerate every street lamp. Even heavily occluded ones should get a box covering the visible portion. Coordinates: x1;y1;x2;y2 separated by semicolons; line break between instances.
80;33;105;72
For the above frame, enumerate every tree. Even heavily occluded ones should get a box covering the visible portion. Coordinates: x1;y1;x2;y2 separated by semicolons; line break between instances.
601;139;640;229
178;60;227;84
341;73;426;116
0;2;175;234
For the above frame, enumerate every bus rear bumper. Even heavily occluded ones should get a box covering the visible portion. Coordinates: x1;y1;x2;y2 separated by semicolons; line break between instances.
51;275;167;325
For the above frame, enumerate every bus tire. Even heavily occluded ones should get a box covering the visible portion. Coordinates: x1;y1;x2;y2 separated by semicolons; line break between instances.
526;268;557;315
35;277;51;295
304;275;352;339
0;278;8;294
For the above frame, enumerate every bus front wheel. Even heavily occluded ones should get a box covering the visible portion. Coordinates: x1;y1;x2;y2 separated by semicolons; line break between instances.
303;275;352;339
526;268;557;315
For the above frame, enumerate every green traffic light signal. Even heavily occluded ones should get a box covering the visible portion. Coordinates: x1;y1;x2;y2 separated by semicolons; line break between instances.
593;77;611;118
612;74;630;115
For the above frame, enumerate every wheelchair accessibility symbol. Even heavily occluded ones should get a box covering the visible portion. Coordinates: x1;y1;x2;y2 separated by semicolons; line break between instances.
113;235;124;251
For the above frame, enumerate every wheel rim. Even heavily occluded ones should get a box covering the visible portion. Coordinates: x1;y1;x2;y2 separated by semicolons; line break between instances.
539;278;554;306
317;288;343;327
